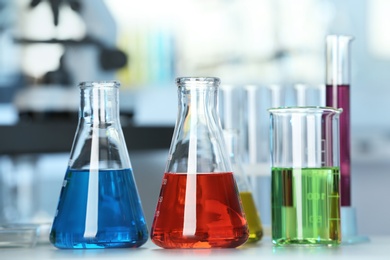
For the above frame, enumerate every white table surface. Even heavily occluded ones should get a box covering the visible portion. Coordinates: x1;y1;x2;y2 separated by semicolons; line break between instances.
0;236;388;260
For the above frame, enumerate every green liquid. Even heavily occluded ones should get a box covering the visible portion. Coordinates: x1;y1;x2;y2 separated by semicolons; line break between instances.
272;167;341;246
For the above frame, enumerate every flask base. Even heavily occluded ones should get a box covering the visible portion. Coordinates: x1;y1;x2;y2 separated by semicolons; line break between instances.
341;206;370;245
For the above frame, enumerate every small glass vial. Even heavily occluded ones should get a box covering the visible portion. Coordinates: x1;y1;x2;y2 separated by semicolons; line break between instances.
223;129;263;243
150;77;249;249
50;81;148;249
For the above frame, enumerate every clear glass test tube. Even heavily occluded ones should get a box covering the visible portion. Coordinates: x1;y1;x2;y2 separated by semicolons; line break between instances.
325;35;353;207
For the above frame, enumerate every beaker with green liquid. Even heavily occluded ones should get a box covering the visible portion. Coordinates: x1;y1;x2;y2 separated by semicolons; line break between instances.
269;107;342;246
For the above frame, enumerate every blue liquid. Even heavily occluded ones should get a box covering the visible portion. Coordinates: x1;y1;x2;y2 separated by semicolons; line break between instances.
50;168;148;249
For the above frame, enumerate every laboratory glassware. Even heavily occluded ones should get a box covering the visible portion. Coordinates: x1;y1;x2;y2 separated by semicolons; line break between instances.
150;77;249;249
269;106;342;246
325;35;353;207
223;129;263;243
220;84;270;231
294;83;325;107
50;81;148;249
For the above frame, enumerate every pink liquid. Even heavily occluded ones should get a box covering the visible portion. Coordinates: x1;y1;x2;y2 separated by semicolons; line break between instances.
150;172;249;248
326;84;351;206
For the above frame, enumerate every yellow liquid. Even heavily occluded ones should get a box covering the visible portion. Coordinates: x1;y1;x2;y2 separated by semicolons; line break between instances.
240;191;263;243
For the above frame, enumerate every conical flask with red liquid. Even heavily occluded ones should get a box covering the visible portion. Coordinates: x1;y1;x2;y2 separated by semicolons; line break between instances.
150;77;249;249
50;81;148;249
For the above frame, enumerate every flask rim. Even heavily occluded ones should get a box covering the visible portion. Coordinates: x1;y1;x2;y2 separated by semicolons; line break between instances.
176;77;220;86
78;80;120;89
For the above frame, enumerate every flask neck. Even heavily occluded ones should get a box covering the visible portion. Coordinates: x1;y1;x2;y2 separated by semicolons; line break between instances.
79;81;120;125
167;77;231;173
177;77;221;117
179;84;219;116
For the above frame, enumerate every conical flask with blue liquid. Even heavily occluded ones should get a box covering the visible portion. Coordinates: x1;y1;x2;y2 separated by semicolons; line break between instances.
50;81;148;249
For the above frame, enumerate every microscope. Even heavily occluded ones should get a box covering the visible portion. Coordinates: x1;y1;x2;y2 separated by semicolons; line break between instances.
13;0;128;122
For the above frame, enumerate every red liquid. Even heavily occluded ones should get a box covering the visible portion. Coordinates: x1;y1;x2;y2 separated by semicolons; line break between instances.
326;84;351;206
150;172;249;248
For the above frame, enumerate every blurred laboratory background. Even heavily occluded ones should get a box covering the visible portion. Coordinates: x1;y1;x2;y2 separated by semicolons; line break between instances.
0;0;390;238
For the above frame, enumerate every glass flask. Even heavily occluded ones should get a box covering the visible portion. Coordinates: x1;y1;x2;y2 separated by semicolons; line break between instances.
223;129;263;243
269;107;342;246
325;35;354;207
150;77;249;249
50;81;148;249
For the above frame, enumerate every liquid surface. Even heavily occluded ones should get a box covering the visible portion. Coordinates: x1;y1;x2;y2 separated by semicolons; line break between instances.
50;168;148;249
326;84;350;206
239;191;263;243
272;167;341;246
151;172;249;248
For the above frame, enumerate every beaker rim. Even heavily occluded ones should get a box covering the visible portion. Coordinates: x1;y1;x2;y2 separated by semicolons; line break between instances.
176;77;220;86
268;106;343;114
326;34;354;41
78;81;120;89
